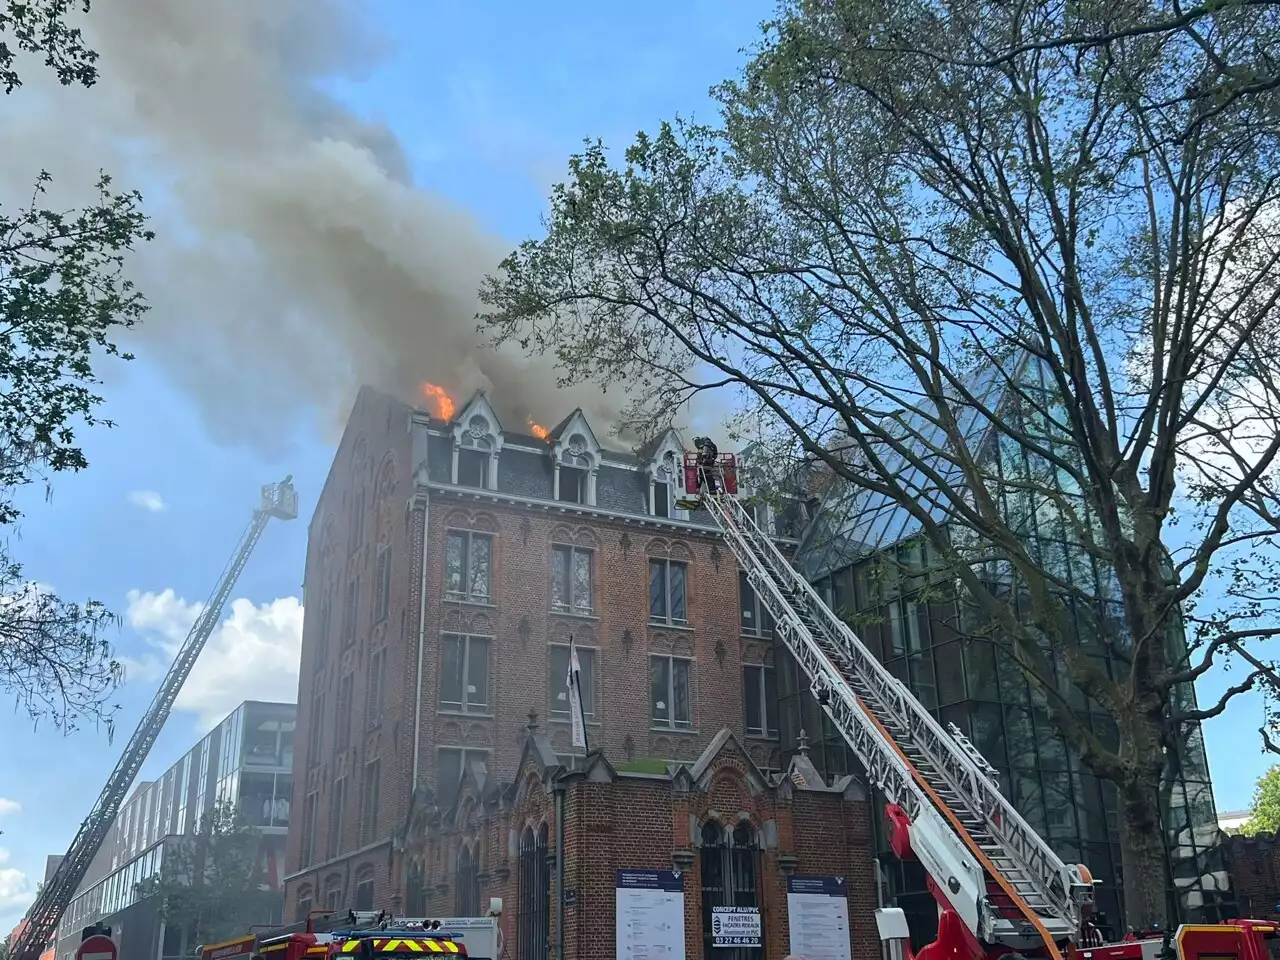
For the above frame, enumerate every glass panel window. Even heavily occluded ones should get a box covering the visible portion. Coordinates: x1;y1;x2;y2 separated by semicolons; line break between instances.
355;876;375;911
342;577;360;647
360;759;380;845
738;571;773;637
551;545;593;614
328;777;346;859
366;648;386;729
337;673;354;750
445;531;493;602
458;448;489;489
437;747;491;810
559;466;586;503
301;792;318;867
649;559;688;624
650;656;693;729
653;481;670;517
440;634;492;714
549;645;596;722
742;665;778;738
374;545;391;623
888;598;924;655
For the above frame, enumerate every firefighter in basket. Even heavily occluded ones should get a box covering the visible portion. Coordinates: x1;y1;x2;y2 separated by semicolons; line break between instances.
675;437;722;510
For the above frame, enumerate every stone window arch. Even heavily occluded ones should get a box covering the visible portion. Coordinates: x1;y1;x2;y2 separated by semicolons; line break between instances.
322;871;344;911
516;823;550;960
700;820;762;960
295;883;314;923
353;863;376;911
456;840;481;917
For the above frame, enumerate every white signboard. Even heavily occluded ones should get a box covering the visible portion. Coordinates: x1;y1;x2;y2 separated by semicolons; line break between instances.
711;906;762;947
616;868;686;960
788;875;852;960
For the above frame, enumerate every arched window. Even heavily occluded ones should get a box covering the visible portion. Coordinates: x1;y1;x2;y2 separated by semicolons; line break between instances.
354;865;375;911
296;884;314;923
456;842;481;916
406;861;425;917
700;820;762;960
517;824;550;960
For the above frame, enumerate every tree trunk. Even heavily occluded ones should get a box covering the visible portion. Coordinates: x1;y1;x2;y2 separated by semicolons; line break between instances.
1117;775;1170;931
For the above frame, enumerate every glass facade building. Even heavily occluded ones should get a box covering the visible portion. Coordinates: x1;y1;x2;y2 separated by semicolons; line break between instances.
55;701;295;960
787;356;1232;941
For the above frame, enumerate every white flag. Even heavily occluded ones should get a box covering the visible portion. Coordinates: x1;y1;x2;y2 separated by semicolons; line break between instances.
566;635;588;750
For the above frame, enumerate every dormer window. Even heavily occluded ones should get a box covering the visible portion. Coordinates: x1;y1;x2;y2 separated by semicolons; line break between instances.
458;443;490;488
559;462;587;503
652;480;671;518
451;400;503;490
550;424;598;506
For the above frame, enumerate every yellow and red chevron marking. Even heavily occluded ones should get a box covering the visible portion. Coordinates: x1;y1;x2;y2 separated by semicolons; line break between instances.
338;938;460;954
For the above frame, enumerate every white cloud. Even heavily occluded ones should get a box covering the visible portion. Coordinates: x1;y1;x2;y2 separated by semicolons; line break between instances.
127;489;168;512
0;847;34;914
124;588;303;730
0;798;20;817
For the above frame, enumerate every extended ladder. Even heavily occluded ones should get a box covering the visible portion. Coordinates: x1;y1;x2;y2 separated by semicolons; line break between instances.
12;479;298;960
700;492;1093;957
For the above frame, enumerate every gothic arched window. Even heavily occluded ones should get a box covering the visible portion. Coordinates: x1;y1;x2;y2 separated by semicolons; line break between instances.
516;824;550;960
700;820;762;960
405;861;425;917
456;842;481;917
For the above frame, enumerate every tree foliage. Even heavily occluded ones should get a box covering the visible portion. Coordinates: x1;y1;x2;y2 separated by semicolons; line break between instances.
1242;765;1280;836
0;0;150;732
479;0;1280;927
0;0;97;94
138;802;281;955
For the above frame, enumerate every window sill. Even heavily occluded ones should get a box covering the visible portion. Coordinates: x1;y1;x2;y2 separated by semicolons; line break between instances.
650;725;697;734
739;631;774;641
744;731;780;742
550;608;599;621
437;709;494;719
549;715;601;727
443;594;496;608
649;620;694;632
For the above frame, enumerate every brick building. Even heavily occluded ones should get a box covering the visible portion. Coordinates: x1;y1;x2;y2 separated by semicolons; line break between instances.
283;387;818;928
1222;831;1280;920
394;719;880;960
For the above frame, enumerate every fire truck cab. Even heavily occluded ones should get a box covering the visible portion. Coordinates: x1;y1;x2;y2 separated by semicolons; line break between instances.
253;929;466;958
1070;920;1279;960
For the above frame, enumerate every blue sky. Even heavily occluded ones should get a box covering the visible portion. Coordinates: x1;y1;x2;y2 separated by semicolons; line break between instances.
0;0;1273;934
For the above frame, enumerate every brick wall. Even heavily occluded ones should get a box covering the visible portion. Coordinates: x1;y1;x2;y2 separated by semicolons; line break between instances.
283;388;789;922
1224;832;1280;919
400;726;879;960
285;386;416;912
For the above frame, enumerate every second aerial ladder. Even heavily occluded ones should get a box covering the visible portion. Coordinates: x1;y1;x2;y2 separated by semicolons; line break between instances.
688;453;1093;960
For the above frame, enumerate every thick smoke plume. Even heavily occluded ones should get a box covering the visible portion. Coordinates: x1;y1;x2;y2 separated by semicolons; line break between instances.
0;0;632;452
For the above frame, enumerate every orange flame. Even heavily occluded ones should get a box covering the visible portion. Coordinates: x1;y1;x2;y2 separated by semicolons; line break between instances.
529;420;550;440
420;383;455;421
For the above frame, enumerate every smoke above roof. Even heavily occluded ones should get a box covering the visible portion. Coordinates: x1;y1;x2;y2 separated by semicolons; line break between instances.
0;0;629;454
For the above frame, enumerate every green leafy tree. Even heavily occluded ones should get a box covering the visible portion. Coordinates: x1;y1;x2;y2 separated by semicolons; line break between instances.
138;802;281;955
1242;766;1280;836
1;0;151;732
479;0;1280;928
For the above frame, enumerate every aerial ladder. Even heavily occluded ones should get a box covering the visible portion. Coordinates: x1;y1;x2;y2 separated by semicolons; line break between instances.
687;452;1094;960
12;478;298;960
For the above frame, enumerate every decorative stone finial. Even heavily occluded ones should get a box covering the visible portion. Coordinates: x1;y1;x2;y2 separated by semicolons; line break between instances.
797;728;810;758
527;710;539;733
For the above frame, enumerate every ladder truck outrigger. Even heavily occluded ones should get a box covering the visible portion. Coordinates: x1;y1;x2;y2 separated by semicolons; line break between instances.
11;478;299;960
681;446;1176;960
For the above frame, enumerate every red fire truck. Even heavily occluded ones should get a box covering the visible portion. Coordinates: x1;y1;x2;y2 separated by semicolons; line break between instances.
200;911;498;960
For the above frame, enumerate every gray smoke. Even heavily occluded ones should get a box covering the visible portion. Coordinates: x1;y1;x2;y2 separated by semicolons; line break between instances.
0;0;633;453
